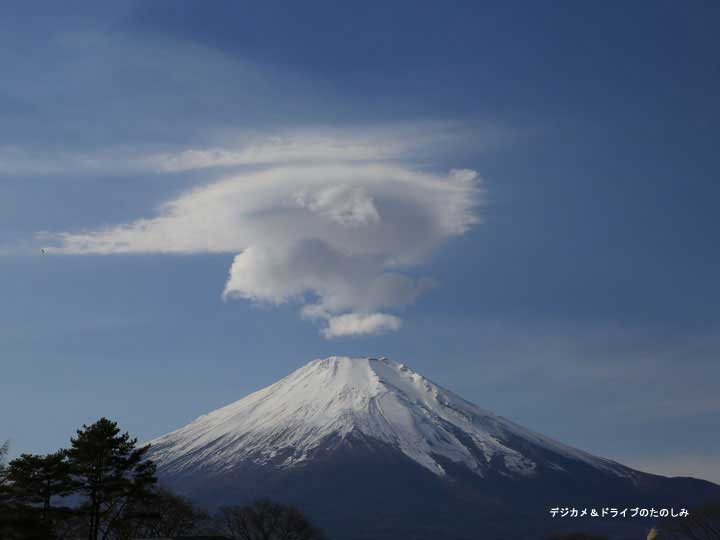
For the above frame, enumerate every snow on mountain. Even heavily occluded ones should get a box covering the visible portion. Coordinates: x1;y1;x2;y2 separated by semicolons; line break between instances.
148;356;632;480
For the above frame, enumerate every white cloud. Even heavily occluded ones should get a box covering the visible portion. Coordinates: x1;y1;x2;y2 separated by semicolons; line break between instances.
41;132;482;337
322;313;402;338
2;26;512;337
143;129;408;172
0;132;395;176
222;240;430;312
293;185;380;226
0;123;488;177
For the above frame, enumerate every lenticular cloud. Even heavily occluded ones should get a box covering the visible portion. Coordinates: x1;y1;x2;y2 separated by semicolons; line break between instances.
47;164;481;337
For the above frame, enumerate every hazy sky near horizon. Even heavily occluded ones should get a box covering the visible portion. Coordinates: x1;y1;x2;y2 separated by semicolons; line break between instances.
1;1;719;483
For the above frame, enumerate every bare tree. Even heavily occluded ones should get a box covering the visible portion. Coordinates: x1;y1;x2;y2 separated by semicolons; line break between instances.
218;500;326;540
0;441;8;487
109;487;211;540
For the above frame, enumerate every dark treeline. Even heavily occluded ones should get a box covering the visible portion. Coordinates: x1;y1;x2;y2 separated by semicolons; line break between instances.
659;505;720;540
0;418;325;540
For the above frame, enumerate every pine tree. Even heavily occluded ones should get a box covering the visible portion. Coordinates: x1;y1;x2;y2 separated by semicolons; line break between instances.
5;451;73;521
0;444;59;540
66;418;156;540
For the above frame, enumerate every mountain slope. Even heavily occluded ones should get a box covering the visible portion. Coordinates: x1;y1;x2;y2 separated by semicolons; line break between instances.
148;357;720;540
149;356;632;478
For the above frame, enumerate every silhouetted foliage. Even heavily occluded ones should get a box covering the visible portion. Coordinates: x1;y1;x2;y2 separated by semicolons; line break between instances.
0;504;55;540
0;420;157;540
67;417;157;540
548;533;608;540
0;440;9;486
0;450;75;540
5;451;74;521
0;441;56;539
0;425;327;540
217;500;326;540
661;503;720;540
110;488;211;540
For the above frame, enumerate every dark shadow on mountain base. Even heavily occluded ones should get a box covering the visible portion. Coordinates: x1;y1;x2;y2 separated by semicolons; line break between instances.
155;432;720;540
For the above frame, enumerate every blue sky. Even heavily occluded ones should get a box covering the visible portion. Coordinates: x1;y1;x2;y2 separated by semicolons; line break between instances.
1;1;719;482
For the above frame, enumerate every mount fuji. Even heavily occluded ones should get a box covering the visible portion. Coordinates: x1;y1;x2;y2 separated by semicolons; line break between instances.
148;357;720;540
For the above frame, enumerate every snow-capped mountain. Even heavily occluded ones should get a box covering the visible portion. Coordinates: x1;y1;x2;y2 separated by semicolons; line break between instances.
150;356;629;479
148;357;720;540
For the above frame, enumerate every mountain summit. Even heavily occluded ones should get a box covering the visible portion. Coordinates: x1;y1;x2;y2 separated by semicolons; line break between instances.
149;357;720;540
150;356;628;480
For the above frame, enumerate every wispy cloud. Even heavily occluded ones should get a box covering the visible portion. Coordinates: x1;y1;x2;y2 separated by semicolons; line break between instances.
144;128;409;172
0;123;480;177
0;27;518;178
